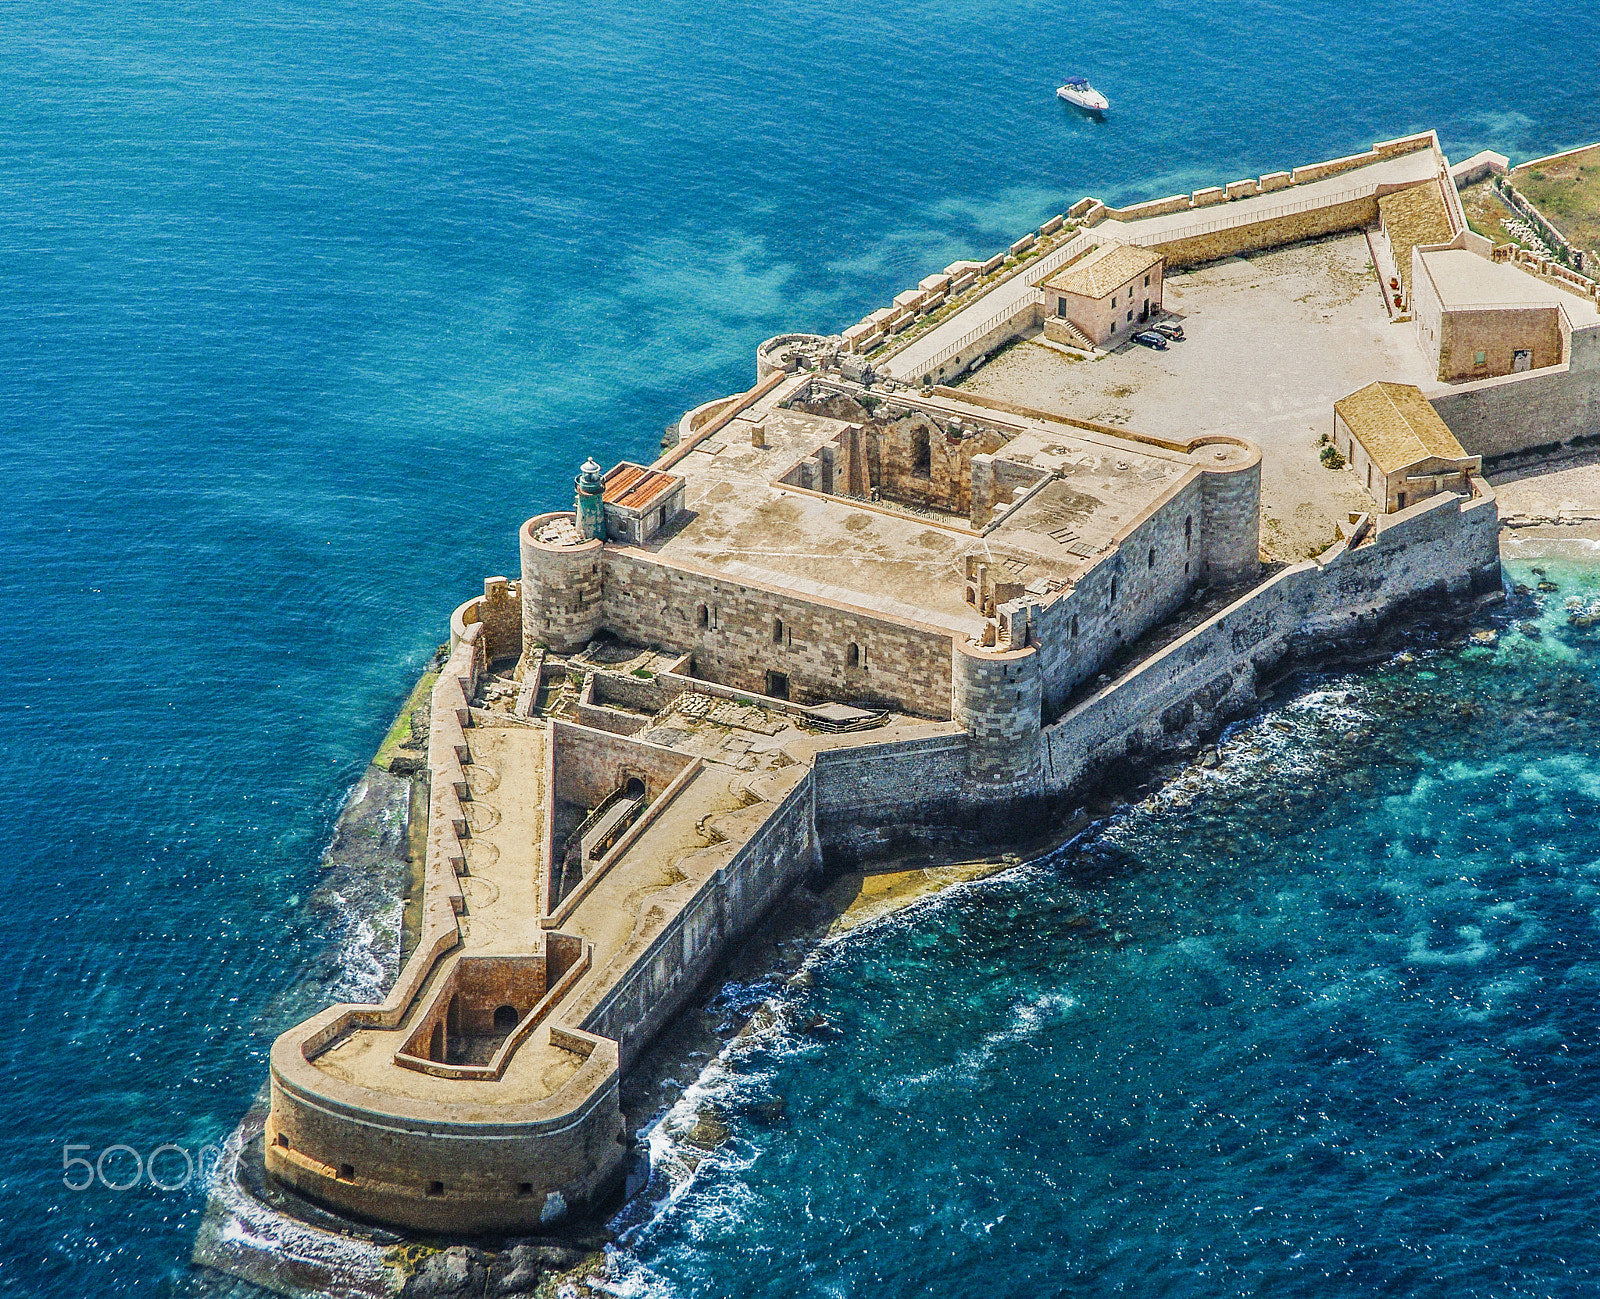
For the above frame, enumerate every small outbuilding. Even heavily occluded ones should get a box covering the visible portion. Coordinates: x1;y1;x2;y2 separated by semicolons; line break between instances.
1332;381;1480;514
601;463;686;544
1038;241;1165;347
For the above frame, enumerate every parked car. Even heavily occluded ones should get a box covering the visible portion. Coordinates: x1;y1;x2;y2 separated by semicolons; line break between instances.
1151;320;1185;341
1132;330;1168;350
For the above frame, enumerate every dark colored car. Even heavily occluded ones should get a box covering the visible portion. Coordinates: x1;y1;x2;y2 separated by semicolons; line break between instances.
1132;330;1168;350
1151;320;1185;341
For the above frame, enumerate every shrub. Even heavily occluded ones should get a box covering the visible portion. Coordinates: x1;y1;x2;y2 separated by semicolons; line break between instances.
1319;445;1346;470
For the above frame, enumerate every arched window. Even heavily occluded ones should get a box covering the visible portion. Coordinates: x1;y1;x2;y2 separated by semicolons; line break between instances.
772;617;784;644
846;642;861;669
911;426;931;477
696;603;709;629
1185;515;1192;550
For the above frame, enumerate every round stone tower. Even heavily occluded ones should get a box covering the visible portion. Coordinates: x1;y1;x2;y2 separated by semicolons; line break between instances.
519;511;604;654
951;638;1042;791
1193;437;1262;588
574;457;606;542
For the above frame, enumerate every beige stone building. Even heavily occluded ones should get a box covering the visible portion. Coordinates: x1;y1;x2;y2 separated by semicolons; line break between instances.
1038;241;1165;347
1333;381;1480;513
1411;238;1597;381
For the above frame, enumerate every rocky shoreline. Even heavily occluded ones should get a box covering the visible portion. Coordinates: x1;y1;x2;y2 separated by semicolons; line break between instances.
189;563;1527;1298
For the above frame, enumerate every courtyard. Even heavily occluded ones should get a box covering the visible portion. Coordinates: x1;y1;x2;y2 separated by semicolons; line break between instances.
952;232;1442;561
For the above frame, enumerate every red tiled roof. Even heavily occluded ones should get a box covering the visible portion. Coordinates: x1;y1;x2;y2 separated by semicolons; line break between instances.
603;463;678;511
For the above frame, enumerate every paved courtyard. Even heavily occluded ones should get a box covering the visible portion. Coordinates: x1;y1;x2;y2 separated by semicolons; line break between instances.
953;232;1441;561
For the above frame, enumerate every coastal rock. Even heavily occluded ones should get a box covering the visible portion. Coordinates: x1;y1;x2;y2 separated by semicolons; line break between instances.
490;1242;589;1295
405;1246;485;1297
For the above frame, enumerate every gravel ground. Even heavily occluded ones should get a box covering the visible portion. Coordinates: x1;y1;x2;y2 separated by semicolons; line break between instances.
953;232;1440;561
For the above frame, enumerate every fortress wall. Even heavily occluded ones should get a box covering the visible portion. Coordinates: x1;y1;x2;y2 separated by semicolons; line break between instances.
1148;194;1379;269
810;732;970;858
1037;486;1499;793
953;641;1042;788
550;720;694;810
599;548;955;718
266;1039;626;1235
521;514;604;654
1199;450;1263;587
578;774;819;1070
1430;333;1600;459
1028;473;1207;717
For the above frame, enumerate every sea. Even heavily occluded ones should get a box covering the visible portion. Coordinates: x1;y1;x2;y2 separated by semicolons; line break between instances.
0;1;1597;1295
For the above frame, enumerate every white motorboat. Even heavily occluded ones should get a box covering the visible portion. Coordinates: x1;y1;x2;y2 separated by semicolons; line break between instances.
1057;76;1109;115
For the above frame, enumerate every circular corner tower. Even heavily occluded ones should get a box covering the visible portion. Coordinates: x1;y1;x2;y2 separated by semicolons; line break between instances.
951;638;1043;791
519;511;604;654
1192;437;1262;588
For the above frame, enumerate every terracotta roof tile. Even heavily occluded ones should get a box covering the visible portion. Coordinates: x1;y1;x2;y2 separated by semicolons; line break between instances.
1039;242;1164;300
1334;381;1474;475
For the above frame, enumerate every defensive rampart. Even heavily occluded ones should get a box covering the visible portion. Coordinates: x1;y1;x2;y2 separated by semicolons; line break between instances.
1041;483;1500;791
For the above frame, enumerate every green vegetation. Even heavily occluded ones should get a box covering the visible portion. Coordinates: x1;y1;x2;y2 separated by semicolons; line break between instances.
1507;150;1600;251
1459;178;1528;249
631;667;654;678
373;667;440;772
1319;445;1346;470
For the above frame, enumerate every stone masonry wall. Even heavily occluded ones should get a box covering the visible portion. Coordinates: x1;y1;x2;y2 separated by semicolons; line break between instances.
1038;485;1499;792
599;548;955;718
579;773;818;1069
550;719;693;811
1150;194;1379;269
1430;327;1600;460
810;731;971;860
1026;472;1207;717
1438;306;1563;382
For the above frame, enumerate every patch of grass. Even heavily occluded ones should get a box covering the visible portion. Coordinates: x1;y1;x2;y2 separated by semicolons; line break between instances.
1508;151;1600;250
631;667;654;678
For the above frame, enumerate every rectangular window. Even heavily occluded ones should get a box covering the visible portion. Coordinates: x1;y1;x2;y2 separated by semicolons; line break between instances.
1474;350;1487;365
1058;297;1067;316
1111;295;1117;308
1144;274;1150;286
1127;310;1134;322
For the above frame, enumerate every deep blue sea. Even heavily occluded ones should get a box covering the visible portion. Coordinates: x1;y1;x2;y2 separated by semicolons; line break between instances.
2;1;1598;1295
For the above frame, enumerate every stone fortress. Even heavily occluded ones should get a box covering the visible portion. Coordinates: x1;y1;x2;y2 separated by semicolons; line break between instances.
266;129;1592;1236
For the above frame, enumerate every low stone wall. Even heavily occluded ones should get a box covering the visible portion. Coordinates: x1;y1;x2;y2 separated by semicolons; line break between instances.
1150;193;1381;269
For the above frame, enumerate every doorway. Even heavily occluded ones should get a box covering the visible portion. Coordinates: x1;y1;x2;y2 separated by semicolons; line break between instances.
1513;349;1533;372
765;670;790;700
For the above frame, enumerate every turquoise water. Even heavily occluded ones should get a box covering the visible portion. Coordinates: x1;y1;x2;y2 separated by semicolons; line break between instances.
0;0;1597;1293
617;545;1600;1298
